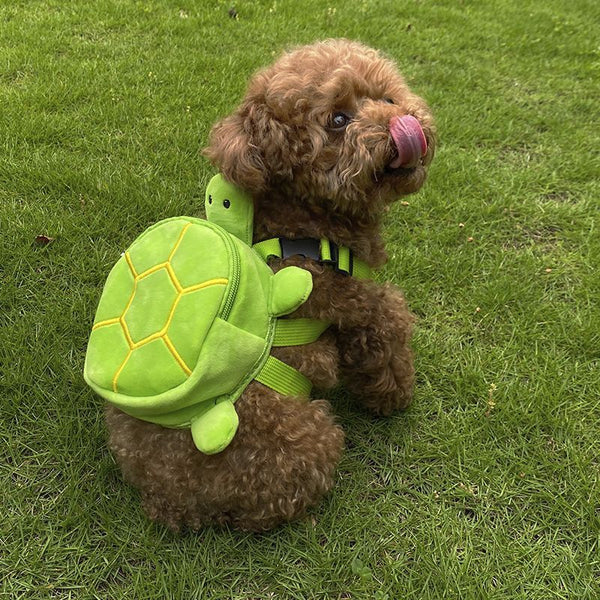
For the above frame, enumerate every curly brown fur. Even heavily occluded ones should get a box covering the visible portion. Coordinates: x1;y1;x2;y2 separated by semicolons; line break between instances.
107;384;344;532
107;39;435;531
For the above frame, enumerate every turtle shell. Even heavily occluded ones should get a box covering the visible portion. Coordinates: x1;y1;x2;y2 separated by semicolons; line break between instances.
84;216;275;427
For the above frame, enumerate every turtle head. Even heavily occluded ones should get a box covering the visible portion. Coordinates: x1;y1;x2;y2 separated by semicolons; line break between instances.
205;174;254;246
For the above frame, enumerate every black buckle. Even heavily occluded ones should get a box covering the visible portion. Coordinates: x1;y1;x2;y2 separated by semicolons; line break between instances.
278;237;354;276
279;238;321;261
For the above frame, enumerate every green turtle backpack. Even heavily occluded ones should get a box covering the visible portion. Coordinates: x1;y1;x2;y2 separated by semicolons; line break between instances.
84;175;325;455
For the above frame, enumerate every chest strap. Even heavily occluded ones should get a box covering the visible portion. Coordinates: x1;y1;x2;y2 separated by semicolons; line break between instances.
272;318;331;346
253;319;330;398
255;355;312;397
253;237;373;280
252;237;373;399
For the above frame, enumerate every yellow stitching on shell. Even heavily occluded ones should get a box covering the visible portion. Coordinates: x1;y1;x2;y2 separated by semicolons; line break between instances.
120;316;134;348
165;263;183;293
112;349;132;392
92;317;120;330
131;330;164;348
138;261;168;280
168;222;192;261
131;293;181;348
120;272;138;343
160;293;182;339
163;334;192;376
182;278;228;294
120;277;227;376
113;235;228;387
125;252;137;278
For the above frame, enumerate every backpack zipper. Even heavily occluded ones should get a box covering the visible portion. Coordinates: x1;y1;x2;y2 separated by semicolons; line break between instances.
220;230;240;321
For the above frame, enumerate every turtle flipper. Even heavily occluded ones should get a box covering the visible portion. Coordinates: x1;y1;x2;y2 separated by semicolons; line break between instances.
269;266;313;317
190;399;239;454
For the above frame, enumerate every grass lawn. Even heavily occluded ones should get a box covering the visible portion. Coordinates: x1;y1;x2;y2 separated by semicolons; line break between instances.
1;0;599;598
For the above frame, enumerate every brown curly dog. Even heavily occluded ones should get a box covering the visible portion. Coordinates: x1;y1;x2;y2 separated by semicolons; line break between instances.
106;39;435;531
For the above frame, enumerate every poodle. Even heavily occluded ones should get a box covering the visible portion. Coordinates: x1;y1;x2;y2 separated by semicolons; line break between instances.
105;39;435;531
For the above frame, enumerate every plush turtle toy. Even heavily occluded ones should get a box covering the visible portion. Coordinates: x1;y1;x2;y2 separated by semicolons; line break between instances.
84;175;313;454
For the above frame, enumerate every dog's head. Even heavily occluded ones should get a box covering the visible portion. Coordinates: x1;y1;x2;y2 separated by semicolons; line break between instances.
204;39;435;218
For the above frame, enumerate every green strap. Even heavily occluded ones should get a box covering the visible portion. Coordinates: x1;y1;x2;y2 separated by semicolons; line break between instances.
253;237;373;280
351;259;372;280
253;238;282;262
255;355;312;398
337;245;351;273
319;238;333;261
272;318;331;347
252;237;372;399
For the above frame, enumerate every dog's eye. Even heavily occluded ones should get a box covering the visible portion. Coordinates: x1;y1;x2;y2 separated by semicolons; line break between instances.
384;98;395;104
329;112;351;130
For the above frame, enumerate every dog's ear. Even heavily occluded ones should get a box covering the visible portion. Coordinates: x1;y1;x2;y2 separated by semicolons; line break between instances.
203;110;267;193
203;102;292;195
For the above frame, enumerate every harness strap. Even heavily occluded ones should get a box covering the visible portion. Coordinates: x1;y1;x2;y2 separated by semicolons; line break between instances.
253;237;373;280
272;318;331;347
252;237;374;399
255;355;312;398
252;238;281;261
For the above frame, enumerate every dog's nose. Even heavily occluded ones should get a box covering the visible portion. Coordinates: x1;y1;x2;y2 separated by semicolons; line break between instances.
389;115;427;168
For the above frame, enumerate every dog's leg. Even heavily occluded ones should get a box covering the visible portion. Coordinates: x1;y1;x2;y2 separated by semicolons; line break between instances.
284;264;416;415
334;282;416;415
105;383;343;531
224;384;344;530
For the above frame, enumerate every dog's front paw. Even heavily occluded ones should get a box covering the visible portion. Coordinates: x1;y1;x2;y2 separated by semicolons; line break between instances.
354;346;415;415
337;321;415;415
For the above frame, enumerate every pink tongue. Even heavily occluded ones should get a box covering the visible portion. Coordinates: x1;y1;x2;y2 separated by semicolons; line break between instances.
389;115;427;168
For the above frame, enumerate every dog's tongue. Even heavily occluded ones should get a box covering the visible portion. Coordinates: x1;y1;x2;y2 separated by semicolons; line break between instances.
389;115;427;169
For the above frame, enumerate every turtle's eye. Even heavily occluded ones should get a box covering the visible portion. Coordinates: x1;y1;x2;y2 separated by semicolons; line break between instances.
223;199;231;209
328;112;351;130
208;195;213;204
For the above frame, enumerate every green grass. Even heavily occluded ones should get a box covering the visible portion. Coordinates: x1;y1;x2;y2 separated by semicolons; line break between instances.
1;0;599;598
